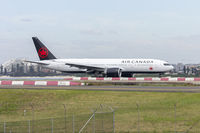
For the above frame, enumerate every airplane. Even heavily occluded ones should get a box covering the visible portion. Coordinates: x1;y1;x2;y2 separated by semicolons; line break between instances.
26;37;174;77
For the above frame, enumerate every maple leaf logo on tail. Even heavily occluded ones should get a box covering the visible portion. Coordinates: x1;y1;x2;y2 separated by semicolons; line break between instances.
32;37;56;60
38;47;49;58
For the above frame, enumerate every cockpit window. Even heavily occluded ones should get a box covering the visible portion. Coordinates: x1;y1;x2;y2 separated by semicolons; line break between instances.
164;63;170;66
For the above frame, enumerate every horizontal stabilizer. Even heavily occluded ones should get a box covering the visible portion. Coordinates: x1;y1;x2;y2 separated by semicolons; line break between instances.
24;60;49;65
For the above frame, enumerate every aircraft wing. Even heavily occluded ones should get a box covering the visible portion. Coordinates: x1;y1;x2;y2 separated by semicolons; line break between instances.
65;63;104;71
24;60;49;65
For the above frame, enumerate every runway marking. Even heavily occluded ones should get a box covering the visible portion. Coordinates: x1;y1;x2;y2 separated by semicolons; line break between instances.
24;81;35;85
1;80;12;85
12;81;24;86
58;81;70;86
47;81;58;86
0;81;84;86
35;81;47;86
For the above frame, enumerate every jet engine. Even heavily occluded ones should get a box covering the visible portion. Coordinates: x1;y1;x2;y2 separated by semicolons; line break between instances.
104;68;122;77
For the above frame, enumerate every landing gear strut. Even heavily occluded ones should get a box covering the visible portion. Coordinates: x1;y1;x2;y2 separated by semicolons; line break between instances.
158;73;163;78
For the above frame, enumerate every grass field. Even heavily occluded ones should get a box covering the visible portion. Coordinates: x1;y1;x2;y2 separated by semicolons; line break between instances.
0;89;200;132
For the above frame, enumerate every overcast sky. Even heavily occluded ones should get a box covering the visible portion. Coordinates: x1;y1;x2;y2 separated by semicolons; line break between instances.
1;0;200;64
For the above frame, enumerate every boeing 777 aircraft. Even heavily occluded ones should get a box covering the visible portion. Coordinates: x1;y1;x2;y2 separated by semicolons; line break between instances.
26;37;174;77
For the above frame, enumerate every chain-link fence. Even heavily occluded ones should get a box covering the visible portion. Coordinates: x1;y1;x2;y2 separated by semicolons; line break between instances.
0;104;114;133
118;102;200;133
2;101;200;132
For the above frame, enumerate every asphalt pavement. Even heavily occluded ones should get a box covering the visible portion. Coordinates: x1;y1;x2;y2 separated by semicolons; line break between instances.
0;85;200;93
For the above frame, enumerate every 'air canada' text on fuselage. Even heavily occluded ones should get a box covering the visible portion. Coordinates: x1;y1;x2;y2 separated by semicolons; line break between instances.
122;60;154;64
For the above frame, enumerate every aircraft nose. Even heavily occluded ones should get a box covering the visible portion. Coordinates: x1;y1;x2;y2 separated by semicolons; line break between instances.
169;65;174;71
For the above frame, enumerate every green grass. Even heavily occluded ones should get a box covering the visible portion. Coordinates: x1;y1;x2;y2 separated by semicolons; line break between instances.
0;89;200;132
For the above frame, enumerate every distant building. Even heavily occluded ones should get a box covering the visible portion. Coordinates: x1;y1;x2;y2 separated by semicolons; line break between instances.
175;63;184;73
0;58;66;76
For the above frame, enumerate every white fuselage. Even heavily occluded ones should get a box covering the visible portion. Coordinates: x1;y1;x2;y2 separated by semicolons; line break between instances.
39;58;174;73
30;37;174;77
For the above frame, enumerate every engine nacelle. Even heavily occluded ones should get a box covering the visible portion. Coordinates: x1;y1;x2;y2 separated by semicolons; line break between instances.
104;68;122;77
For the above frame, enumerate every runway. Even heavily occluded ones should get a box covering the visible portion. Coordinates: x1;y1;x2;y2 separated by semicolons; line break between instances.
1;85;200;93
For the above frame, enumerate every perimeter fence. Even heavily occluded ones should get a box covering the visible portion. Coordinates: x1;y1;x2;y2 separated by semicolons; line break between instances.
0;103;114;133
2;101;200;132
